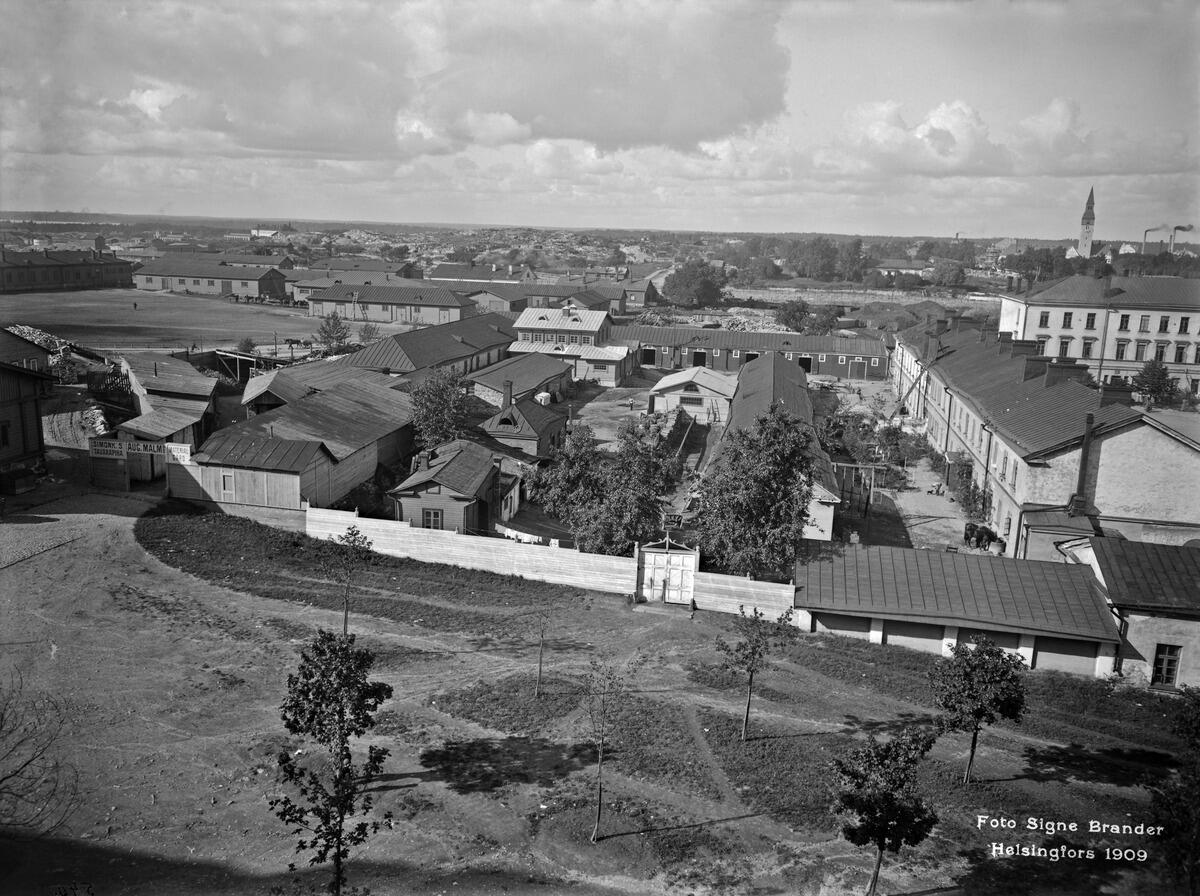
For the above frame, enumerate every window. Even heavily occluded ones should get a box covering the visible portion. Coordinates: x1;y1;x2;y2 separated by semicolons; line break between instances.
1175;344;1187;363
871;358;879;367
1154;343;1167;362
1062;312;1073;329
1195;344;1200;364
999;456;1008;482
193;279;200;285
1085;313;1096;330
221;474;234;494
1010;465;1017;488
568;334;579;344
1135;342;1148;361
241;281;250;287
1180;317;1191;334
1038;311;1050;327
178;278;187;286
592;362;609;371
712;349;720;357
582;336;592;345
818;354;826;362
1115;341;1128;361
208;280;215;286
838;356;847;364
785;353;792;360
680;396;704;407
421;509;443;530
1081;340;1095;359
1139;315;1150;333
732;350;740;358
1035;337;1049;354
1152;644;1182;687
1058;339;1072;358
1159;316;1171;333
1118;314;1130;332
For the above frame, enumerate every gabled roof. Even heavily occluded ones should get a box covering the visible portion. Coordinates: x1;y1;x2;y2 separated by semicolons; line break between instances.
294;273;420;289
241;362;402;406
303;259;410;273
507;341;629;361
522;284;586;299
428;263;527;282
194;435;332;472
390;439;500;498
583;284;627;300
117;406;205;440
463;283;528;303
119;352;217;399
329;313;516;373
217;253;291;266
318;283;477;308
1090;538;1200;614
651;366;738;398
610;325;885;356
796;546;1121;643
197;380;413;463
466;353;572;395
481;397;565;442
133;258;283;280
1019;275;1200;310
515;307;609;332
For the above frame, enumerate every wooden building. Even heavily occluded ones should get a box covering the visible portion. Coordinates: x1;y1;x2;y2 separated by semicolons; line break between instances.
1;248;134;293
0;361;52;492
170;380;414;511
466;353;572;407
479;382;567;457
794;545;1122;678
328;313;516;376
388;439;520;533
507;306;635;386
241;362;403;417
648;367;737;423
612;324;889;379
307;283;479;326
0;329;52;371
134;259;287;300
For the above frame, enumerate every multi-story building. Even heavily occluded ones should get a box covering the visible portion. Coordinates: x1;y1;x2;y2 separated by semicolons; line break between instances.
998;274;1200;394
507;305;635;386
1;248;134;293
892;320;1200;559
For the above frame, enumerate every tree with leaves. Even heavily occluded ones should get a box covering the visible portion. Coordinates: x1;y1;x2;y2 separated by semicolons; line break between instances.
270;632;393;896
1132;358;1180;408
583;655;644;843
663;258;727;307
928;636;1026;783
236;336;258;354
715;606;796;740
0;670;79;838
831;726;939;896
806;304;842;335
357;322;381;345
930;259;966;287
313;312;351;352
775;299;810;332
696;405;815;578
411;367;467;449
322;525;374;636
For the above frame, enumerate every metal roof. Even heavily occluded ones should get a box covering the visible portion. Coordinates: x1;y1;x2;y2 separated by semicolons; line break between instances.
329;313;516;373
319;283;477;308
194;435;330;472
481;397;566;442
651;366;739;398
516;308;609;332
466;353;572;394
507;341;629;361
133;258;283;280
117;407;204;440
391;439;500;498
119;352;217;399
241;362;401;406
610;325;886;356
795;546;1121;643
1020;275;1200;310
1090;538;1200;614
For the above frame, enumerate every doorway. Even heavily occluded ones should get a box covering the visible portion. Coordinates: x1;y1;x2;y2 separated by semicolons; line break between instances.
798;355;813;372
692;350;707;367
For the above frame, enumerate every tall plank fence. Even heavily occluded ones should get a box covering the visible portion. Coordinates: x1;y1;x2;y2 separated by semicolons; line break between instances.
306;508;794;620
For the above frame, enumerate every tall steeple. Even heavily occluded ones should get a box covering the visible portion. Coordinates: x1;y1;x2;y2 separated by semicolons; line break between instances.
1078;187;1095;258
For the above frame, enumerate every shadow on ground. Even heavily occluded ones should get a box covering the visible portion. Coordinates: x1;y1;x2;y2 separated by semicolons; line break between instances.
840;712;939;736
1018;742;1174;787
417;736;594;793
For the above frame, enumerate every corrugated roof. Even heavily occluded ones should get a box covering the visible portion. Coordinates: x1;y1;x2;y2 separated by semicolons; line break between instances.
507;341;629;361
1021;275;1200;310
304;259;410;273
319;283;477;308
194;435;330;472
796;546;1121;643
611;325;886;356
466;353;572;395
241;362;402;406
1091;538;1200;613
329;313;516;373
652;366;739;398
199;380;413;462
120;352;217;399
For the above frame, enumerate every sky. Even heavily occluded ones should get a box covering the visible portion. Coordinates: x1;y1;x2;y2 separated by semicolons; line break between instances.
1;0;1197;241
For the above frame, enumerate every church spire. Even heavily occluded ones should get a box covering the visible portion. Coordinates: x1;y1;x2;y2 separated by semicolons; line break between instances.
1078;187;1095;258
1081;187;1095;225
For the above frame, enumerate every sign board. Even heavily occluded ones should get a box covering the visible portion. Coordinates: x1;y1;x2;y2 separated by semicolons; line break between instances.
89;439;192;463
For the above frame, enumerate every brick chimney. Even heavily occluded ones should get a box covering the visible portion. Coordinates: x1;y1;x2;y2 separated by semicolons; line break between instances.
1069;413;1095;516
502;379;513;410
1100;382;1135;406
1043;359;1091;388
1009;339;1040;358
1021;356;1050;381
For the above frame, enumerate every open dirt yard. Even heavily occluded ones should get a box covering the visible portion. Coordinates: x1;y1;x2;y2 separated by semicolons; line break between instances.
0;289;415;351
0;483;1186;896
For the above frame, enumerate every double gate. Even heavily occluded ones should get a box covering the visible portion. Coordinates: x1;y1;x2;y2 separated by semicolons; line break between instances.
636;535;698;605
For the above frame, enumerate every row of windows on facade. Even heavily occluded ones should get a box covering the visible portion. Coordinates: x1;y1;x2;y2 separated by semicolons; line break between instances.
950;407;1020;489
1032;336;1200;364
1038;311;1192;335
5;267;124;283
141;276;254;288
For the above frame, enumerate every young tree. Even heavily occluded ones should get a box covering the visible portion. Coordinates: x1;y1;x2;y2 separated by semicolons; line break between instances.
313;312;352;351
526;425;606;523
583;655;644;843
0;670;79;838
1132;358;1180;408
236;336;258;354
696;405;815;578
831;727;939;896
270;631;393;896
321;525;374;636
928;636;1026;783
715;606;796;741
528;605;554;698
410;367;467;449
357;322;381;345
775;299;810;332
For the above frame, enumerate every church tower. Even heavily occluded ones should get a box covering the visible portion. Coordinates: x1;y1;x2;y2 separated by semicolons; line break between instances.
1078;187;1095;259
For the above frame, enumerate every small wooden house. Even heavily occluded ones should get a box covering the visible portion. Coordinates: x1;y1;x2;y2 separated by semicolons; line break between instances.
388;440;520;532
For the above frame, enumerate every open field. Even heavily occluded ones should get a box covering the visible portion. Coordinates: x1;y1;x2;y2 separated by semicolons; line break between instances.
1;487;1187;895
0;288;415;351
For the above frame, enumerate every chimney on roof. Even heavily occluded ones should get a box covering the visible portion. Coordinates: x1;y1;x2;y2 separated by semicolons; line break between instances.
1009;339;1039;358
1005;275;1014;291
934;319;949;335
1069;413;1095;516
1043;359;1091;388
502;379;513;410
1100;381;1135;406
508;264;514;276
417;450;431;471
996;331;1013;355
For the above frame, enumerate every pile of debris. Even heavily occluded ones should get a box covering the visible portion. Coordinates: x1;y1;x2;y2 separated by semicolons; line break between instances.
5;324;69;352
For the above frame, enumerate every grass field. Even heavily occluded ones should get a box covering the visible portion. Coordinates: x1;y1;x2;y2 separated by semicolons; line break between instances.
0;288;414;351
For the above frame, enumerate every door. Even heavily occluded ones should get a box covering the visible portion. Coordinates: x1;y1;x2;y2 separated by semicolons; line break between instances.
641;347;657;365
798;356;813;372
745;352;760;363
221;280;233;294
692;350;707;367
638;546;697;604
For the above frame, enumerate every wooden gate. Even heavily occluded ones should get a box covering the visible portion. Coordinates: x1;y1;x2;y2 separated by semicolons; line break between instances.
637;535;698;605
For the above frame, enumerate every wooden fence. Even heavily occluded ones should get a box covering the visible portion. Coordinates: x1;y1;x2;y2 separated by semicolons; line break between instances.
306;508;795;619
